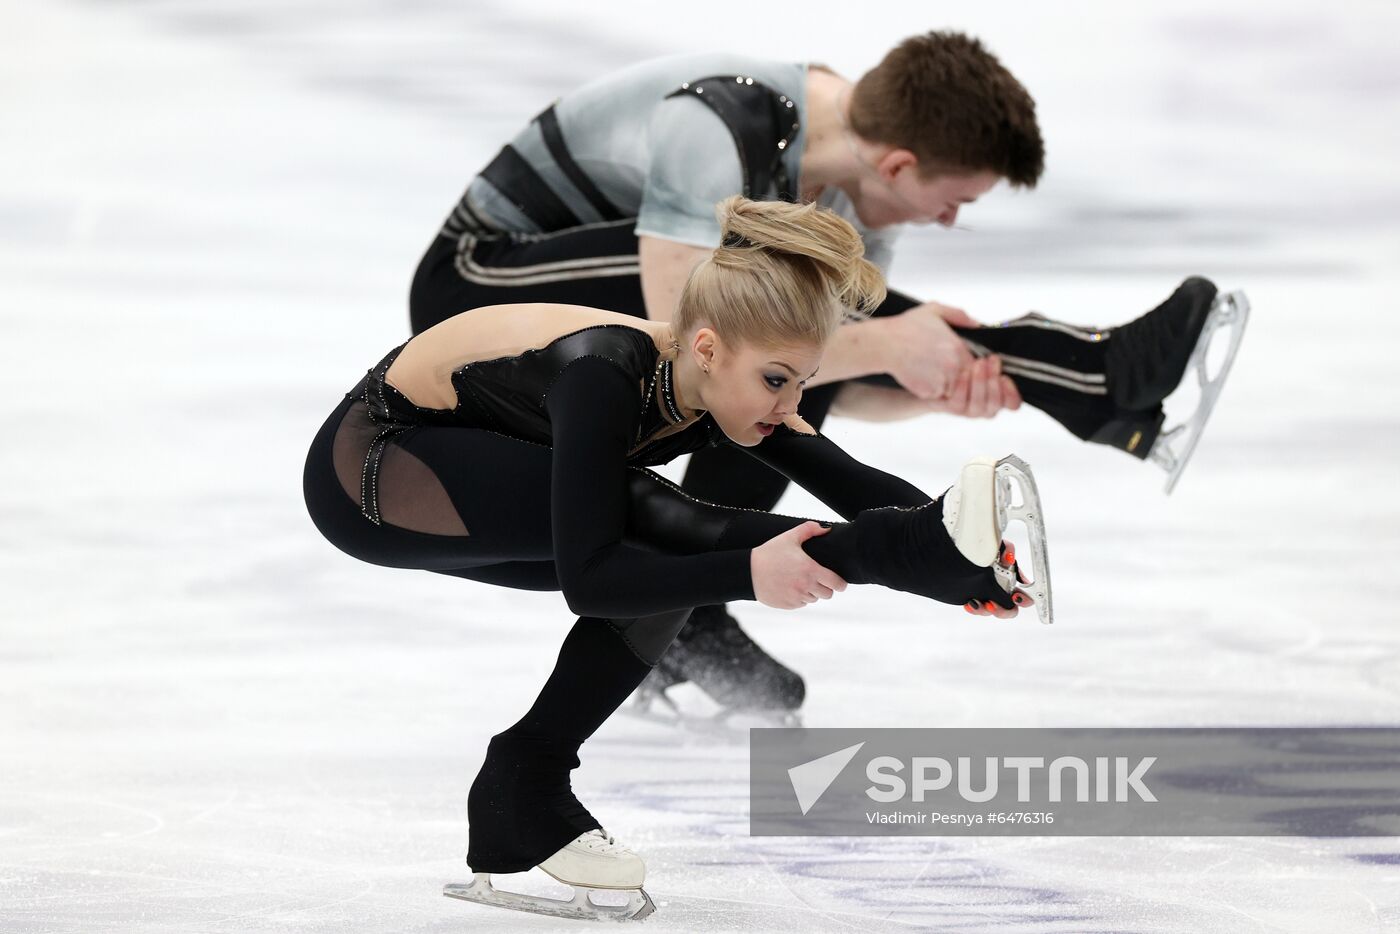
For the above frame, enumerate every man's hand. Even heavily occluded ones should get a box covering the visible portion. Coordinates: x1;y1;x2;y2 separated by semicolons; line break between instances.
875;302;1021;418
877;301;978;399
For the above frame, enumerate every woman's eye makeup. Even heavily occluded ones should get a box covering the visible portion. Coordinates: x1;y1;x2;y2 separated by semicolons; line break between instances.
764;375;788;390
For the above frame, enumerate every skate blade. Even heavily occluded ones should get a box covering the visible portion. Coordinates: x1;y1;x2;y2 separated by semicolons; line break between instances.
445;872;656;922
1149;290;1250;494
993;455;1054;626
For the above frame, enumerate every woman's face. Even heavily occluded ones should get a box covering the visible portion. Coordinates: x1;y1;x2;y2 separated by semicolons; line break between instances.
699;334;823;447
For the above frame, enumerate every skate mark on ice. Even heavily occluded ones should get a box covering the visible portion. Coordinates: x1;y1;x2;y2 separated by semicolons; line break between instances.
770;851;1096;932
612;770;1103;932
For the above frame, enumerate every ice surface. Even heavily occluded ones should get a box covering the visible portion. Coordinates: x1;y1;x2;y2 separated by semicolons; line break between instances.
3;0;1399;931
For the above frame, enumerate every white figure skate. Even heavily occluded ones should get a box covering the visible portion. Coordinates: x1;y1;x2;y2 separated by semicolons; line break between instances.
1149;290;1250;494
941;454;1054;625
444;829;656;922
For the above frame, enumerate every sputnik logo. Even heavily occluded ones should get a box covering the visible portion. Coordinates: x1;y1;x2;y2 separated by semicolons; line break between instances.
788;742;865;815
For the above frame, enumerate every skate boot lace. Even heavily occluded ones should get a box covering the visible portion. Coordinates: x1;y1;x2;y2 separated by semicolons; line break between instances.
577;829;635;856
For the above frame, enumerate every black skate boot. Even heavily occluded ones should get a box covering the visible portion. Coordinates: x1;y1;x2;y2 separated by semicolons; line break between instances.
650;604;806;719
954;276;1225;464
1085;276;1220;459
1105;276;1218;411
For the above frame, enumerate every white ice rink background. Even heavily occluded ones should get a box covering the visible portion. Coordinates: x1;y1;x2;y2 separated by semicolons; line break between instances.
3;0;1399;930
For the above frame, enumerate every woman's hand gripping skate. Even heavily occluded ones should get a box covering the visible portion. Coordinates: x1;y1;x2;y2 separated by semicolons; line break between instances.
751;522;848;610
964;542;1035;620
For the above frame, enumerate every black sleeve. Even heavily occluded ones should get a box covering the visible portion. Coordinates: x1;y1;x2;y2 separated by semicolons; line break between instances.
732;423;933;520
545;356;756;617
872;287;921;319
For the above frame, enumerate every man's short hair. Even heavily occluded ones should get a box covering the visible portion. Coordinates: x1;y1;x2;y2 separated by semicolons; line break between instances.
850;31;1045;188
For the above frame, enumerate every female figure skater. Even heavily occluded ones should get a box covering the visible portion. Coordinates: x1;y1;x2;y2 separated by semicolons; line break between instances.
302;196;1048;922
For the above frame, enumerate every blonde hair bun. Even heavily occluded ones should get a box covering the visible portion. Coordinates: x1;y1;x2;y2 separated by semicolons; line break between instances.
674;197;886;349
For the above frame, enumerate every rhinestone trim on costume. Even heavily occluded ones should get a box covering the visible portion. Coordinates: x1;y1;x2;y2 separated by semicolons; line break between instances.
658;358;687;424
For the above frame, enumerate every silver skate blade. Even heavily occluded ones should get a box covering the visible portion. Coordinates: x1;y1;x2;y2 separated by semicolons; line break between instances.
445;872;656;922
1150;290;1250;494
994;456;1053;625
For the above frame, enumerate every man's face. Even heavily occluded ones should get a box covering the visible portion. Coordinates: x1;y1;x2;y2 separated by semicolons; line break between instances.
848;159;1001;230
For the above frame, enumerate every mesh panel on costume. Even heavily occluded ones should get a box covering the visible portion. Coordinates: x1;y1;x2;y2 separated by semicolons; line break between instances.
331;400;471;537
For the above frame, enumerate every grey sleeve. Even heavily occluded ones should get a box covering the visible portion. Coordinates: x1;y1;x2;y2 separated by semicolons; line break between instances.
635;94;744;248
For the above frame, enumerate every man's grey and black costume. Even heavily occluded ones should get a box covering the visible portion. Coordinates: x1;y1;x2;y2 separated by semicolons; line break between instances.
409;53;1209;713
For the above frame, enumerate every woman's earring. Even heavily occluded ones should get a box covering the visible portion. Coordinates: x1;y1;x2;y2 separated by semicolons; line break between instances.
702;363;710;374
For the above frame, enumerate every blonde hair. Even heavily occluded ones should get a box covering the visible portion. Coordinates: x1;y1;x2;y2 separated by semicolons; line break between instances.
674;196;886;349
